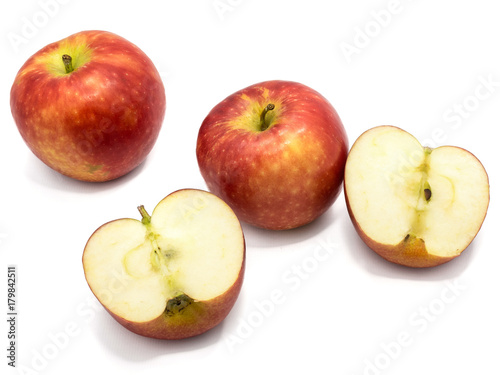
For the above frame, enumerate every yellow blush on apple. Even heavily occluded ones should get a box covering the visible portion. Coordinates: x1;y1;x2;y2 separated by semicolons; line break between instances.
10;30;166;182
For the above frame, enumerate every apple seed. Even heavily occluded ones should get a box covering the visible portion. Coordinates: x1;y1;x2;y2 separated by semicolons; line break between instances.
424;188;431;201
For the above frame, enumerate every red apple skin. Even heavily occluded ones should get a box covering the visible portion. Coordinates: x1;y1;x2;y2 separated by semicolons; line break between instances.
107;259;245;340
10;30;166;182
196;80;348;230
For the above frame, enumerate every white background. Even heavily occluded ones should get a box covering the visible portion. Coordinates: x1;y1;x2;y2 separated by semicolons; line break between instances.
1;1;499;374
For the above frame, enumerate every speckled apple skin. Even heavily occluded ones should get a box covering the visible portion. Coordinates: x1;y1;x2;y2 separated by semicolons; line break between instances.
196;80;348;230
10;30;166;182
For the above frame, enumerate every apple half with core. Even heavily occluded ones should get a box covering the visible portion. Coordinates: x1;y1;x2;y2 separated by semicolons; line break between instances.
82;189;245;339
10;30;166;182
344;125;489;268
196;80;348;230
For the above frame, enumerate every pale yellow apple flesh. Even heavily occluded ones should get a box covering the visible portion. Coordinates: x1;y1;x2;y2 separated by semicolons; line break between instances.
83;189;245;337
345;126;489;267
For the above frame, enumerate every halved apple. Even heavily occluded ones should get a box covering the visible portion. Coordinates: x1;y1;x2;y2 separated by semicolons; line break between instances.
82;189;245;339
344;126;489;268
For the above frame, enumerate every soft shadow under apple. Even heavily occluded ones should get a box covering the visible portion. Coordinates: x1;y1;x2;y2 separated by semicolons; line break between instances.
25;154;149;194
241;202;342;249
91;306;226;360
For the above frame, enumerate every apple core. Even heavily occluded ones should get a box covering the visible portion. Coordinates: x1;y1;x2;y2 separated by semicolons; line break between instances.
83;189;245;339
345;125;489;267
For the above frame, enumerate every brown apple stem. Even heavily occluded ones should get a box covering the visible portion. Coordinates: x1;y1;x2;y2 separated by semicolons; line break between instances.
137;205;151;225
62;54;74;73
260;104;275;131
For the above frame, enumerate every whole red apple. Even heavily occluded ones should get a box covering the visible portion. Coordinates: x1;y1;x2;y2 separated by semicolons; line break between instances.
196;80;348;230
10;30;166;182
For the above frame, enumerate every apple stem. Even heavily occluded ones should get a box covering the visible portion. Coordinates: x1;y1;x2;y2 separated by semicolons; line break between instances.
137;205;151;225
62;54;74;74
260;104;275;131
